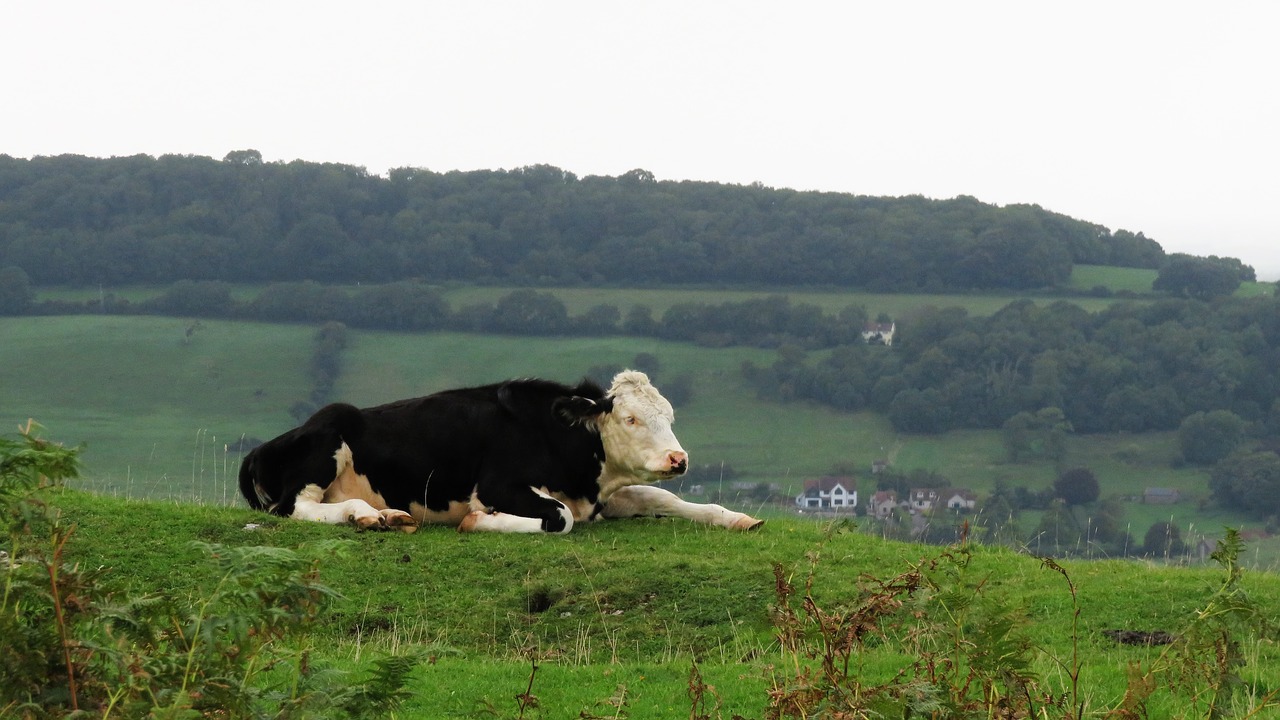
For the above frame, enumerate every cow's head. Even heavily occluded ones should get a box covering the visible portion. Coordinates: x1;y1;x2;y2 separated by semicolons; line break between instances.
589;370;689;490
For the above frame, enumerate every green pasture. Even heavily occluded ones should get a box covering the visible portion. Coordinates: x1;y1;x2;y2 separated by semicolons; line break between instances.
49;488;1280;717
1066;264;1274;297
1065;264;1159;294
0;316;313;501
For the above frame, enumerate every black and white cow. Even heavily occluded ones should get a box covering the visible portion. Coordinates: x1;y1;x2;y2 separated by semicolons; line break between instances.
238;371;763;533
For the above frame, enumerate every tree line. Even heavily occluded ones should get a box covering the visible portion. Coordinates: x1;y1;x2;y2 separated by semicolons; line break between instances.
746;295;1280;435
0;151;1194;292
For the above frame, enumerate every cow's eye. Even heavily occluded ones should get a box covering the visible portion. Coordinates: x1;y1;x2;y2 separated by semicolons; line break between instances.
623;415;637;426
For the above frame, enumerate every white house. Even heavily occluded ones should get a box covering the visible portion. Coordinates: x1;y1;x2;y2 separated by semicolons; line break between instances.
796;476;858;510
903;487;977;514
907;488;939;513
862;322;896;346
942;489;978;512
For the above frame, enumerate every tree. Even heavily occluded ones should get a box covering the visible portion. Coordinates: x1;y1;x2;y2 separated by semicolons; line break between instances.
1208;450;1280;516
888;388;951;433
347;282;449;330
149;279;234;317
490;290;569;335
1142;520;1186;558
1053;467;1100;506
623;305;658;336
975;489;1019;545
0;265;34;315
1087;496;1132;554
1153;255;1242;300
222;148;263;165
1002;407;1072;463
1177;410;1246;465
632;353;661;377
1032;499;1082;554
572;304;620;335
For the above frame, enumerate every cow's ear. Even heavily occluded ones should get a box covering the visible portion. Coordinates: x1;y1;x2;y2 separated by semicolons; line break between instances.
554;395;613;424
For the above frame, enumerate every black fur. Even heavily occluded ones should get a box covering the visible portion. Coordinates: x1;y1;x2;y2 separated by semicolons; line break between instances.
238;378;611;528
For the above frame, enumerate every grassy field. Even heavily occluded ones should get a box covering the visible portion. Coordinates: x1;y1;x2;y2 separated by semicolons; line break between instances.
32;265;1273;319
42;488;1280;718
4;313;1277;567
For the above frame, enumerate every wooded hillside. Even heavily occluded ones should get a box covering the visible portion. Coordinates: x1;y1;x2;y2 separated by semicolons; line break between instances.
0;152;1171;289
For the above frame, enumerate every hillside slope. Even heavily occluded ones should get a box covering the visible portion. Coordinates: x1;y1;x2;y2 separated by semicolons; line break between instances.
51;489;1280;717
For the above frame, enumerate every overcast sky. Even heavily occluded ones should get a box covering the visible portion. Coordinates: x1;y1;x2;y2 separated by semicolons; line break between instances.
6;1;1277;279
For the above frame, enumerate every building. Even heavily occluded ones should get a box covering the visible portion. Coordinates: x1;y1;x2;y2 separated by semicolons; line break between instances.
903;487;978;514
907;488;939;513
861;322;896;346
1143;487;1181;504
868;490;899;519
795;476;858;510
941;489;978;512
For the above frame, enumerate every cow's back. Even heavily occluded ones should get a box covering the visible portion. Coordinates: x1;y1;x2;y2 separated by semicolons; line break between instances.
342;379;608;512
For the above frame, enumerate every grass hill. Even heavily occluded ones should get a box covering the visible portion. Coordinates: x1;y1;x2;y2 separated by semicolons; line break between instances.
41;487;1280;718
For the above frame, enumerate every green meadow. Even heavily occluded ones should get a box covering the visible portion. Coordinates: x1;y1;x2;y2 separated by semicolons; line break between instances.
39;488;1280;718
5;310;1278;568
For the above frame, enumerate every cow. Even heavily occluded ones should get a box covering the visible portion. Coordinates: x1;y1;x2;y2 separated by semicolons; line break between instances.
238;371;763;534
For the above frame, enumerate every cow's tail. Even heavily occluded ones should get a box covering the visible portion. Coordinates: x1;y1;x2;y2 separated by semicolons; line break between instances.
238;403;366;515
238;446;268;511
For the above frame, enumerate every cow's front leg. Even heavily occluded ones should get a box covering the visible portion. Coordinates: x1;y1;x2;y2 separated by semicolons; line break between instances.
601;485;764;530
458;486;574;534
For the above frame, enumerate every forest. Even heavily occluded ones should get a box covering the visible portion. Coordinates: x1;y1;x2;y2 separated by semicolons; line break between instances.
0;151;1195;290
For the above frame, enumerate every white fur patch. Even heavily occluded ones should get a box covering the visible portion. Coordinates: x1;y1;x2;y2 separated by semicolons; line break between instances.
460;487;574;534
291;483;382;526
598;371;687;495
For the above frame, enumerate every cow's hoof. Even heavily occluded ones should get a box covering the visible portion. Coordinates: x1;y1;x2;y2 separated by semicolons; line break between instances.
733;516;765;531
352;514;384;531
458;511;485;533
383;510;418;534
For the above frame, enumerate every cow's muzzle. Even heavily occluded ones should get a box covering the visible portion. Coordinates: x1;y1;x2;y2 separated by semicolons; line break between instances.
667;451;688;475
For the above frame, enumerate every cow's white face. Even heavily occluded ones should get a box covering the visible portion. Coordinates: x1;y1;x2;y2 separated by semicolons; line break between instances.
596;371;688;493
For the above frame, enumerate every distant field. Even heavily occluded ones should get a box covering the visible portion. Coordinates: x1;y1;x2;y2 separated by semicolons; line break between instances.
437;285;1126;319
35;276;1128;320
33;265;1271;319
1067;264;1274;297
0;316;315;501
1065;264;1159;294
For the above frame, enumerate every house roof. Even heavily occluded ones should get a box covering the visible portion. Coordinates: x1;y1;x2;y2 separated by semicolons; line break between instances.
802;476;856;494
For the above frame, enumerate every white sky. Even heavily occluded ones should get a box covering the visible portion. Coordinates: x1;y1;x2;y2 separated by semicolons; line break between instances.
5;1;1278;279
